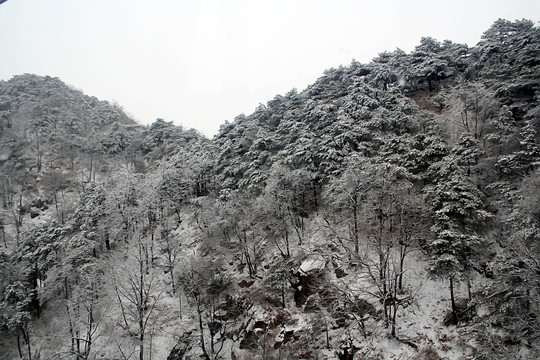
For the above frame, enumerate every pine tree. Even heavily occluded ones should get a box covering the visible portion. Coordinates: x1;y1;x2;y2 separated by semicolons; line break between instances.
426;151;489;324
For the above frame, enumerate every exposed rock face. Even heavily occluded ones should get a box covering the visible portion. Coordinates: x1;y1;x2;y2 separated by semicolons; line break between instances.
167;332;193;360
294;255;326;307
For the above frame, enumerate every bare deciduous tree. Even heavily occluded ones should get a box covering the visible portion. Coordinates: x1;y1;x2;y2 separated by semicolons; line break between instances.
112;237;163;360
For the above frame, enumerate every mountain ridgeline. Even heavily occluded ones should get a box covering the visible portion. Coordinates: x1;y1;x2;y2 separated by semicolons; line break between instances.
0;19;539;360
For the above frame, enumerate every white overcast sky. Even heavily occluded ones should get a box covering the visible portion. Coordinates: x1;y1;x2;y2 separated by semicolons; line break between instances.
0;0;538;137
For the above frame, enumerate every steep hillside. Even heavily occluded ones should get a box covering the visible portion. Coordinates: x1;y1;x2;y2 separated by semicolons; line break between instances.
201;18;540;359
0;74;214;359
1;19;539;360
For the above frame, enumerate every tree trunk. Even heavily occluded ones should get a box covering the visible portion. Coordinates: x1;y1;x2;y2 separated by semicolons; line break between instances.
76;330;81;360
324;316;330;348
197;301;210;360
450;277;458;325
17;333;23;359
285;230;290;258
139;331;144;360
391;275;399;337
178;289;183;320
84;302;94;360
1;223;6;248
139;247;145;360
312;179;318;209
281;284;285;308
65;302;75;355
36;132;42;173
170;270;176;295
22;326;32;360
352;198;359;255
33;263;40;318
398;242;407;292
27;338;32;360
88;155;93;183
149;330;153;360
391;306;397;337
